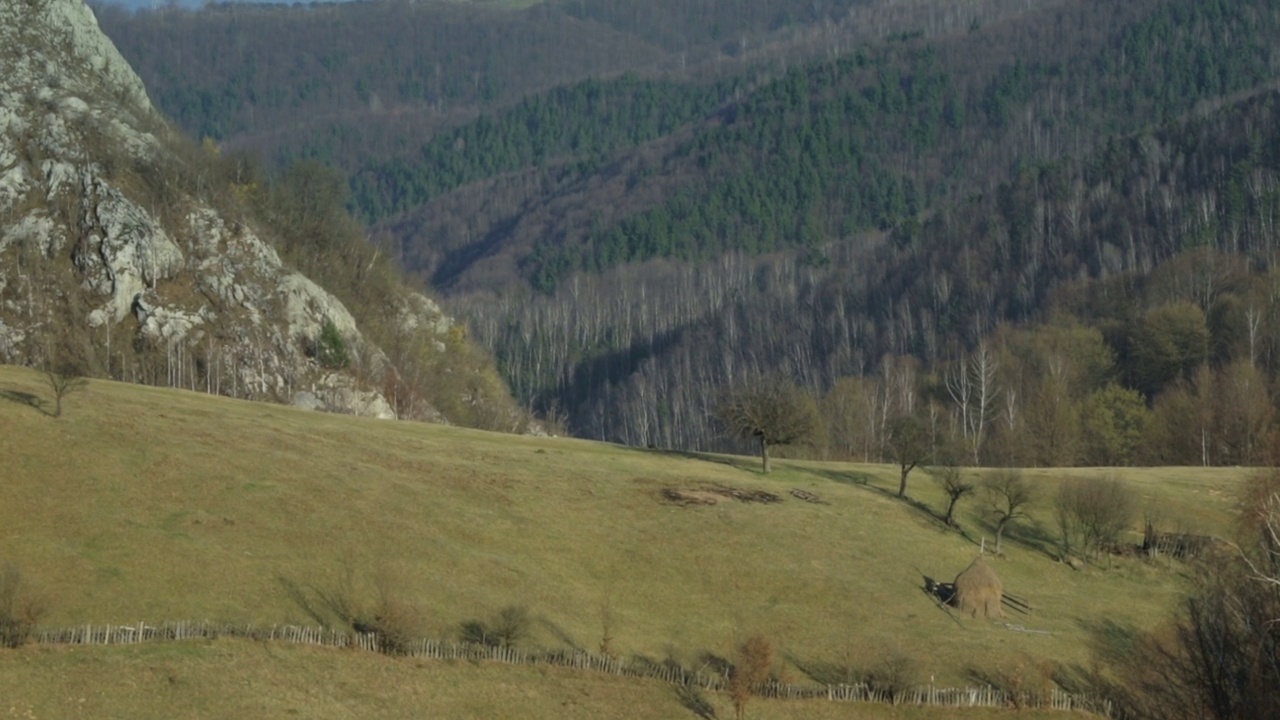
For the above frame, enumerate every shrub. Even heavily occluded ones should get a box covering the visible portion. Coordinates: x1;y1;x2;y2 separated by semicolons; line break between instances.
970;654;1056;710
1055;476;1137;560
278;565;422;656
729;635;774;720
0;563;47;648
866;647;920;703
314;319;350;369
461;605;531;648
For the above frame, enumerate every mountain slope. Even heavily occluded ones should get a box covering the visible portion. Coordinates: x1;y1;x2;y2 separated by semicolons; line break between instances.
0;0;522;427
407;0;1280;448
96;0;1280;452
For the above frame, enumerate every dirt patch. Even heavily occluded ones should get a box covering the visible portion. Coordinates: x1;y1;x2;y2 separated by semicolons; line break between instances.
660;485;782;506
790;489;827;504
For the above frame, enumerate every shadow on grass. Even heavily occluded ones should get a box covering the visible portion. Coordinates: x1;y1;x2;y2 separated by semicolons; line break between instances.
1047;618;1140;703
808;467;877;487
1015;520;1063;559
971;517;1061;561
538;616;583;653
617;444;759;472
784;651;861;685
0;390;51;416
673;683;717;718
696;650;731;676
1077;618;1140;669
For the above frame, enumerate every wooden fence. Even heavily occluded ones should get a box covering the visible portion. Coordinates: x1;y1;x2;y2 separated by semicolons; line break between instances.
28;621;1112;716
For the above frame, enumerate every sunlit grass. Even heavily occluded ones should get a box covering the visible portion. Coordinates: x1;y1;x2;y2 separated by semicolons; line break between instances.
0;639;1070;720
0;364;1245;716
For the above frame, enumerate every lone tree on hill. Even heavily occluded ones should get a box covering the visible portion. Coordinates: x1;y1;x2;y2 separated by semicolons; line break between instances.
887;414;930;498
930;446;975;528
983;470;1036;555
45;364;87;418
716;376;816;474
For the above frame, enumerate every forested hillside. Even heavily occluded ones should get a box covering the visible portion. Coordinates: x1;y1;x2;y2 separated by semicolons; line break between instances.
99;0;1280;463
95;0;1052;167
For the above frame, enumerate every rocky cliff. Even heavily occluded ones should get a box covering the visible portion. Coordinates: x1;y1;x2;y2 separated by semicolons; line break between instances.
0;0;505;423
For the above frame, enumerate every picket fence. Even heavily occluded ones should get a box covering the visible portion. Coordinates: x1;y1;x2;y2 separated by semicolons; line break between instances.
29;621;1111;716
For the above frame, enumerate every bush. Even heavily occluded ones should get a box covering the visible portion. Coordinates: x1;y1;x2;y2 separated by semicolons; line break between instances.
1055;477;1137;560
45;361;88;418
278;565;422;656
866;647;920;703
314;319;350;369
461;605;531;647
729;635;774;720
969;654;1055;710
0;563;47;648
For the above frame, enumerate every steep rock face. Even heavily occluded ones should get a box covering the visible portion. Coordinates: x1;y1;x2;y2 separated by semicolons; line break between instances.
0;0;460;419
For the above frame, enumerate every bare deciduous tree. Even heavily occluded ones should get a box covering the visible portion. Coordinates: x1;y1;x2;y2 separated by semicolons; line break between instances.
983;470;1036;555
45;366;88;418
945;342;1000;464
1054;476;1137;560
931;460;976;528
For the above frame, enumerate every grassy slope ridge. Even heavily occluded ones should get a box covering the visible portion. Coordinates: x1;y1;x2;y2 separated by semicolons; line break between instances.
0;365;1241;713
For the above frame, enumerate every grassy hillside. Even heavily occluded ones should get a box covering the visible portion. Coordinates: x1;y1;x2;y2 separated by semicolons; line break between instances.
0;641;1068;720
0;364;1244;714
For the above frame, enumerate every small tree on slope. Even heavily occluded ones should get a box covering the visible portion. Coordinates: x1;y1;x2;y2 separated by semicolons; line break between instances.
716;376;816;474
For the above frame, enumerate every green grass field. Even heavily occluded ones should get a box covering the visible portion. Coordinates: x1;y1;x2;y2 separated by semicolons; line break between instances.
0;365;1246;717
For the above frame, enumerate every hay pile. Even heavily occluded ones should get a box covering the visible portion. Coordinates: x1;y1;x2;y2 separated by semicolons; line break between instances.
952;555;1004;619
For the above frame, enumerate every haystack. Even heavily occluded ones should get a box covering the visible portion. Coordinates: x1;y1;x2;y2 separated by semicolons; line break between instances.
952;555;1004;618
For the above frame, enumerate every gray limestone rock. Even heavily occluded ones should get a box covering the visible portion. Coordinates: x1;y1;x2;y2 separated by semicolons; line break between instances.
0;0;466;420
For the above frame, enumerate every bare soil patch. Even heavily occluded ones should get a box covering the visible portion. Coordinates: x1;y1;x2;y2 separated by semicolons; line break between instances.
660;486;782;506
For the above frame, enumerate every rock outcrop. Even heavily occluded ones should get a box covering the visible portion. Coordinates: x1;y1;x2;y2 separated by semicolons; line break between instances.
0;0;468;420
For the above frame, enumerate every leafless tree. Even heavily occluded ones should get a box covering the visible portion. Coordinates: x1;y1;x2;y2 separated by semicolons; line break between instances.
983;470;1036;555
931;457;975;528
1054;476;1137;560
45;367;88;418
945;342;1000;464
